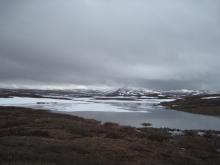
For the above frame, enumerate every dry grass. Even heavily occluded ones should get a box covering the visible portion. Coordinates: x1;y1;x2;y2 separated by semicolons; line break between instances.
0;106;220;165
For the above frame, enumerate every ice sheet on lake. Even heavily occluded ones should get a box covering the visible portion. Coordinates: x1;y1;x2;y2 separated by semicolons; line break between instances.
0;97;149;113
0;97;73;105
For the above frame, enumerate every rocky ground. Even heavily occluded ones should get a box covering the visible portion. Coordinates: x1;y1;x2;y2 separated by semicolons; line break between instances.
0;106;220;165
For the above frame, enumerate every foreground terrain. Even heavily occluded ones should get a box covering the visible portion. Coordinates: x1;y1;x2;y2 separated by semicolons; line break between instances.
0;106;220;165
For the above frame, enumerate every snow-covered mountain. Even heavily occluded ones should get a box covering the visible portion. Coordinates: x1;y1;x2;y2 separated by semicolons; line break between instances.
103;88;207;99
0;87;208;99
105;88;160;96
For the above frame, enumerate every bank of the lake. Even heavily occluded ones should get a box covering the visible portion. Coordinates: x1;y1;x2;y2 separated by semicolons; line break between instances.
161;94;220;117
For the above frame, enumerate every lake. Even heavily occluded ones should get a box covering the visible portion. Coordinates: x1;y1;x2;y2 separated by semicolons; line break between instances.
0;96;220;130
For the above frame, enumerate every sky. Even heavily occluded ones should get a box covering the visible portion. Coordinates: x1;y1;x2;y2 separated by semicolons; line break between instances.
0;0;220;90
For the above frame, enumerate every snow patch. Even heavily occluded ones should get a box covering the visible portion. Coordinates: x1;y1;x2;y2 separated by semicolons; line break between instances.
202;96;220;99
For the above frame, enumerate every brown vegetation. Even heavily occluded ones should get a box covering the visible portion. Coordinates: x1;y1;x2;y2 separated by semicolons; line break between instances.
0;106;220;165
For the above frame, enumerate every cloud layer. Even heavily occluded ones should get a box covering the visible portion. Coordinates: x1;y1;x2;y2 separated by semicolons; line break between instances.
0;0;220;90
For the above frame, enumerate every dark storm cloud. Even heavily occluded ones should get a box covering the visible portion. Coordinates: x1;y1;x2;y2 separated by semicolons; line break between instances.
0;0;220;90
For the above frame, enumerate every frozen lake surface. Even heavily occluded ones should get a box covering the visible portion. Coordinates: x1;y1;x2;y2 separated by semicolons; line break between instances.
0;97;220;130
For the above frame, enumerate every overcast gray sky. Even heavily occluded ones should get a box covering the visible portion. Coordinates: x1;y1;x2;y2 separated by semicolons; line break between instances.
0;0;220;90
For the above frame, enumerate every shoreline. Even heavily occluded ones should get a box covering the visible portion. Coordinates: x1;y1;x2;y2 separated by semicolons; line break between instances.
0;106;220;164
